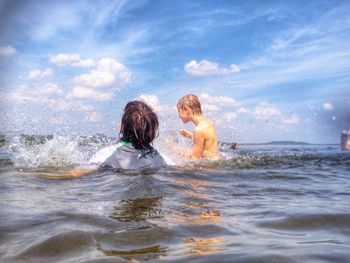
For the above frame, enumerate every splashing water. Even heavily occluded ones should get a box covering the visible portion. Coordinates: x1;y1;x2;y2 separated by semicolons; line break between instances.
7;135;92;168
5;130;193;168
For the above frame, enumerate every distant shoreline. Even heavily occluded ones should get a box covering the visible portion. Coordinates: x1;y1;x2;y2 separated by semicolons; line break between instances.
220;141;339;146
0;134;340;147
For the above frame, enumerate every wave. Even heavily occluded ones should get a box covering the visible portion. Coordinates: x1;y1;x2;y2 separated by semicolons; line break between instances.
184;151;350;170
258;213;350;232
2;134;349;170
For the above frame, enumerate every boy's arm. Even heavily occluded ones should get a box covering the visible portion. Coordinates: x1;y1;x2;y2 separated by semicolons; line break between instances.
180;129;193;139
189;130;205;159
66;168;93;177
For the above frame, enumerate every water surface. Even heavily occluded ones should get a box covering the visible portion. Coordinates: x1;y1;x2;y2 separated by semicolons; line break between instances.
1;141;350;262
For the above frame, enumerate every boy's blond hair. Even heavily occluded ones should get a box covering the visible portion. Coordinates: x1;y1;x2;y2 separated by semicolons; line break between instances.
177;94;202;115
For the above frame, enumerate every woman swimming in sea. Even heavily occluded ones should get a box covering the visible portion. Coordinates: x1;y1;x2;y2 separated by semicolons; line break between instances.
68;100;166;177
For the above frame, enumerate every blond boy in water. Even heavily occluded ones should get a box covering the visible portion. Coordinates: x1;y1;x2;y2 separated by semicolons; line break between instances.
177;94;220;160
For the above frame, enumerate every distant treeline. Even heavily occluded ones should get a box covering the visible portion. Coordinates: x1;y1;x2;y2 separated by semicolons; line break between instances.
243;141;310;145
0;133;117;147
219;141;310;145
24;135;54;146
79;134;117;146
0;135;4;147
0;134;313;148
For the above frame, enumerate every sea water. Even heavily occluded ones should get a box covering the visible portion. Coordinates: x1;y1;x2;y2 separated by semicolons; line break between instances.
0;136;350;262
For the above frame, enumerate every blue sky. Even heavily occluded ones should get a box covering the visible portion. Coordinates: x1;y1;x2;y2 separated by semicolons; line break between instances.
0;0;349;143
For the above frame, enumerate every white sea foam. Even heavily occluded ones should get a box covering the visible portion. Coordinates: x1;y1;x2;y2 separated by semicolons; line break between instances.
7;135;91;168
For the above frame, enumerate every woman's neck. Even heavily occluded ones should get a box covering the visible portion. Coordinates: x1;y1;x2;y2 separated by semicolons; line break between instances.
121;139;132;144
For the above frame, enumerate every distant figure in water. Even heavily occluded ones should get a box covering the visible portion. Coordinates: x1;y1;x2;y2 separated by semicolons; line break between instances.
231;143;238;150
69;100;166;177
341;128;350;151
177;94;220;160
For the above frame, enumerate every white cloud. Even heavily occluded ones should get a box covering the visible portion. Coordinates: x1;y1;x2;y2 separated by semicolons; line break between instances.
67;86;112;101
199;93;240;114
49;53;95;67
6;85;41;103
72;59;95;67
185;60;240;76
322;102;333;111
223;112;238;122
49;115;66;125
180;93;242;120
5;83;63;104
189;94;243;125
49;53;81;65
254;102;281;120
48;99;93;112
72;58;131;89
202;104;220;113
281;115;299;124
214;111;239;126
23;55;131;102
41;82;63;95
236;107;250;114
85;112;101;122
199;93;239;106
5;83;94;114
0;45;17;57
136;94;163;113
27;68;53;79
73;71;115;88
229;64;240;73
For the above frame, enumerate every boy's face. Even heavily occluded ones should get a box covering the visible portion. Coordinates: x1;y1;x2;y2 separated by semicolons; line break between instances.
177;106;190;123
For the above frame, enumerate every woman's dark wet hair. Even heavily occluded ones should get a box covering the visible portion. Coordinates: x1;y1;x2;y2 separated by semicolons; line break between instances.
119;100;159;150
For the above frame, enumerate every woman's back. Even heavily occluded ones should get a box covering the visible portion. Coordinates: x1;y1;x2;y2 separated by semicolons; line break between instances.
100;141;165;170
